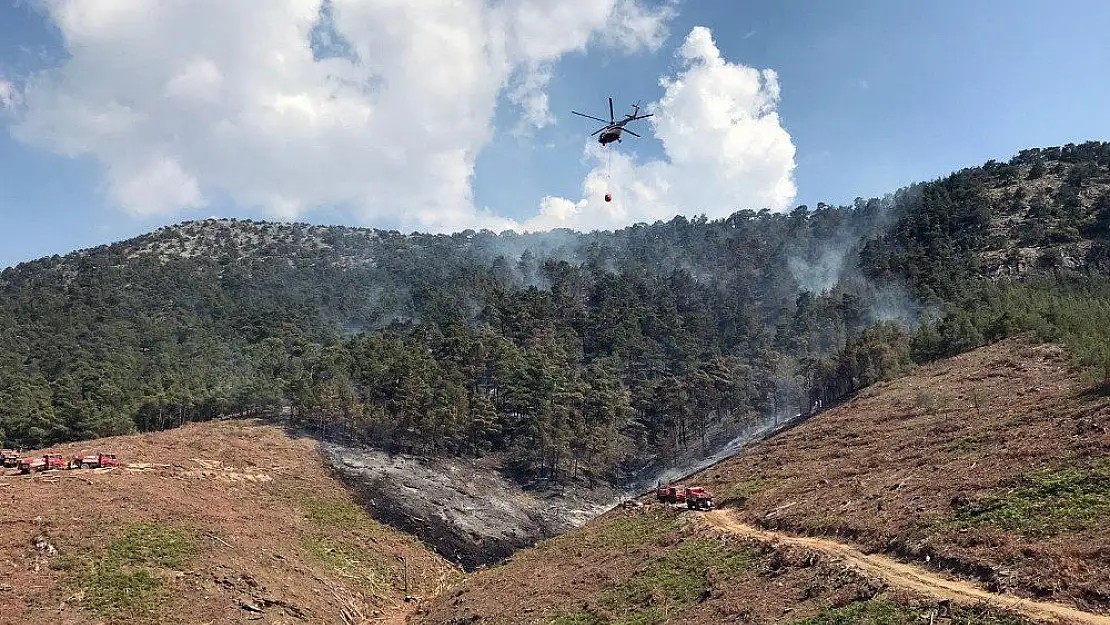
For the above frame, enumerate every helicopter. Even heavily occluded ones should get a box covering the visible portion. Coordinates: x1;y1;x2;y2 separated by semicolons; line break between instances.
571;97;652;146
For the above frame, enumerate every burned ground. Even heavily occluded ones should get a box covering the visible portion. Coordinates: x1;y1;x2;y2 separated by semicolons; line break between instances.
0;419;460;625
321;442;622;571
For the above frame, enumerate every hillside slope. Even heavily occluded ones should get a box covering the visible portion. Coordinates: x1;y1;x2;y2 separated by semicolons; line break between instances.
0;419;459;624
414;337;1110;624
698;336;1110;612
3;141;1108;486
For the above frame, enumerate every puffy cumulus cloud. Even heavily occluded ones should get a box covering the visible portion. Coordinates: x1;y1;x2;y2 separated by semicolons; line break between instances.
524;25;797;232
9;0;672;230
502;0;673;134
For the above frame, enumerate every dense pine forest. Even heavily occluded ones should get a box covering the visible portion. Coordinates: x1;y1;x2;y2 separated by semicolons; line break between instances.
2;141;1109;483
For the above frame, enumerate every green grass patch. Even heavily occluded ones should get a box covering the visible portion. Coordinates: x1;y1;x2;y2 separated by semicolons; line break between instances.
724;477;781;506
104;523;200;569
592;512;683;550
51;523;200;623
546;538;753;624
953;458;1110;537
272;481;444;597
269;482;400;539
601;539;754;609
548;612;606;625
791;599;1032;624
612;608;666;625
548;606;666;625
300;535;396;597
298;494;378;530
941;437;984;454
532;510;681;559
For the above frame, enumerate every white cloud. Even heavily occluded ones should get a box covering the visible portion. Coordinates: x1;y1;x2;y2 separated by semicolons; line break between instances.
507;63;556;134
9;0;672;230
524;25;796;232
501;0;673;135
0;78;20;113
109;156;204;216
602;0;675;52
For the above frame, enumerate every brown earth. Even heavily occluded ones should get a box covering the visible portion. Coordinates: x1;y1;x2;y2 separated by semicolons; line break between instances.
695;337;1110;614
0;419;461;624
704;509;1110;625
411;505;877;625
412;503;1038;625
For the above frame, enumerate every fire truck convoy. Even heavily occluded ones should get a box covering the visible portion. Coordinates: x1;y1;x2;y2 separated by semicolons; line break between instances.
1;449;122;475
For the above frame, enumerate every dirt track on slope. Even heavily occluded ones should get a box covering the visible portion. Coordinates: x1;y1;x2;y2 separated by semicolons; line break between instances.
704;509;1110;625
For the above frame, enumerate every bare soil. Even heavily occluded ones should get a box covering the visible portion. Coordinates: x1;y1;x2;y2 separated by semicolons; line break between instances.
694;337;1110;613
704;509;1110;625
0;419;459;624
411;505;883;625
412;503;1035;625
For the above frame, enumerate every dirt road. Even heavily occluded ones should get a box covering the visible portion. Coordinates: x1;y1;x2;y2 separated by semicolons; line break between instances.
703;509;1110;625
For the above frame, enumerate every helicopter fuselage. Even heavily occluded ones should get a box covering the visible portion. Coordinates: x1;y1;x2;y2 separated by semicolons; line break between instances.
598;128;622;145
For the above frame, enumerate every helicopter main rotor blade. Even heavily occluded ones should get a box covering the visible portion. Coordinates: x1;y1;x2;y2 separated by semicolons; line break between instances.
621;128;642;138
590;126;609;137
609;97;615;123
572;111;610;124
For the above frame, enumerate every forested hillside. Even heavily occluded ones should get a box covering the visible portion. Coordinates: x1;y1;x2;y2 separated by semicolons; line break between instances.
2;141;1110;484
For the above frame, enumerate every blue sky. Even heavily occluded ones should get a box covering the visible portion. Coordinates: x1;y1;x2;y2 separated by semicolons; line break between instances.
2;0;1109;269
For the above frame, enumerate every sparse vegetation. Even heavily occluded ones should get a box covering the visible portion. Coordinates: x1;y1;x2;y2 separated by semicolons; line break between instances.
300;535;396;597
544;536;755;625
791;599;1033;625
275;486;428;598
600;539;754;608
52;523;200;623
954;458;1110;536
295;493;384;531
531;510;681;558
723;476;781;506
916;390;939;413
941;436;984;454
548;613;605;625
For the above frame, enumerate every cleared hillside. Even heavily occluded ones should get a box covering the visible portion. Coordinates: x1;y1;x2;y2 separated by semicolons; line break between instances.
0;419;460;624
415;337;1110;624
698;336;1109;612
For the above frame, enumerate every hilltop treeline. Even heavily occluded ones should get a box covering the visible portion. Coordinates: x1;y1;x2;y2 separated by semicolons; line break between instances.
2;141;1110;482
